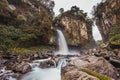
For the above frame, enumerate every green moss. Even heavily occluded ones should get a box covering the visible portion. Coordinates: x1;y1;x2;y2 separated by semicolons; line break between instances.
109;34;120;45
82;68;112;80
9;48;33;54
62;70;100;80
110;27;120;38
8;45;53;54
109;26;120;45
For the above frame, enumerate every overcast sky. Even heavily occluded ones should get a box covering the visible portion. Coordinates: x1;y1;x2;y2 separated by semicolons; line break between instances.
53;0;102;41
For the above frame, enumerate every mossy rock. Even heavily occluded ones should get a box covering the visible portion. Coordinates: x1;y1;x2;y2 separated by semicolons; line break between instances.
62;70;100;80
82;68;112;80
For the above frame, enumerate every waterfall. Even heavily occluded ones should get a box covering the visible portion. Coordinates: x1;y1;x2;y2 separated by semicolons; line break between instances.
57;29;69;53
55;29;79;55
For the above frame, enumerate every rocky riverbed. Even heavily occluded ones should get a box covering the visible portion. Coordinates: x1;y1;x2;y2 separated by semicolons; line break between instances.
0;47;120;80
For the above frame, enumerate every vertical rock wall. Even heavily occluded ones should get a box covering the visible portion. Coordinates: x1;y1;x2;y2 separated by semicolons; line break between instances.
54;7;95;47
93;0;120;44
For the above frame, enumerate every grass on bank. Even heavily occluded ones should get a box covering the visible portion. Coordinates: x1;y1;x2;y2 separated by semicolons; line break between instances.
0;45;54;54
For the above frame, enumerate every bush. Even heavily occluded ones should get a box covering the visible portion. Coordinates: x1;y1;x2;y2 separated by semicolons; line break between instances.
110;27;120;38
0;25;22;51
0;25;38;51
109;26;120;45
109;34;120;45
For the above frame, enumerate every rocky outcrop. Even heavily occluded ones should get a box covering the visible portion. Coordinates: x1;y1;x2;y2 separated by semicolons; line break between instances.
0;0;55;51
53;6;95;48
93;0;120;47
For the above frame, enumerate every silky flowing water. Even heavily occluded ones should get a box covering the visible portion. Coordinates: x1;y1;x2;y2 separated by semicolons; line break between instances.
20;58;67;80
55;29;79;55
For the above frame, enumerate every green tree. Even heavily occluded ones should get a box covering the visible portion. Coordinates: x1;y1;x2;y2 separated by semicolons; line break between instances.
59;8;64;14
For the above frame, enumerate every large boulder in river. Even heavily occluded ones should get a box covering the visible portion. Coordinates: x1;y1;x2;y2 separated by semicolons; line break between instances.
62;69;99;80
62;56;118;80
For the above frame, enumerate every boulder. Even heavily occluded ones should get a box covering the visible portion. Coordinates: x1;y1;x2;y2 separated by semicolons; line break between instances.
62;69;99;80
12;62;31;74
63;56;118;79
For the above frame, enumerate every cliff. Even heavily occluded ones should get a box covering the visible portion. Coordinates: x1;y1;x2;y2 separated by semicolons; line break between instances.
53;6;95;47
0;0;55;50
93;0;120;48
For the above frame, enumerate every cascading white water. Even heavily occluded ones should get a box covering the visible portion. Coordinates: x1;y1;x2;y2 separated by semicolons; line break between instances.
55;29;79;55
57;29;69;53
20;58;67;80
0;67;16;80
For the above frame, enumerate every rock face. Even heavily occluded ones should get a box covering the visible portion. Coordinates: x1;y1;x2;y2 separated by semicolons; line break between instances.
54;6;95;47
0;0;55;50
93;0;120;45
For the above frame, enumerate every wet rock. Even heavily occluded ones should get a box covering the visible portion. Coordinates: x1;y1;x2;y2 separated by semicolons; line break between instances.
41;50;54;58
33;53;40;59
118;50;120;59
0;67;15;80
2;52;13;59
0;60;7;65
12;62;31;74
110;57;120;68
39;59;56;68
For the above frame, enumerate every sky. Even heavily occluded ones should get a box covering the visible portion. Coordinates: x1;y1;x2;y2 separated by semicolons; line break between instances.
53;0;102;41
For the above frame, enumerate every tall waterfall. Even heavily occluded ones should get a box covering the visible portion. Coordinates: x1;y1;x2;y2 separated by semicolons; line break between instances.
55;29;79;55
57;29;69;53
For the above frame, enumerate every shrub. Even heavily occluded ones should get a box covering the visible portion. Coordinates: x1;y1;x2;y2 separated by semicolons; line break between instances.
0;25;22;51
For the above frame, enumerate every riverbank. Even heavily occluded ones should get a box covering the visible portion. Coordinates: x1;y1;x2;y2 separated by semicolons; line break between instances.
0;46;120;80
